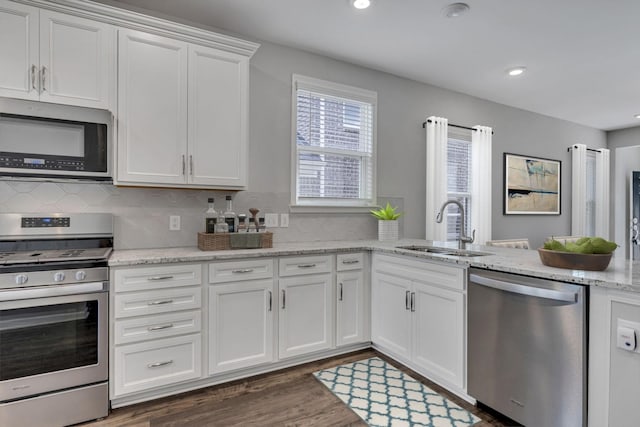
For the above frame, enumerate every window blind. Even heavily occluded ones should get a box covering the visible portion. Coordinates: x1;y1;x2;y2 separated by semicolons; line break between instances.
293;77;376;207
446;137;472;240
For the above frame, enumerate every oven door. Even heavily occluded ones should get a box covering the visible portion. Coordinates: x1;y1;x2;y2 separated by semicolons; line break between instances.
0;283;108;402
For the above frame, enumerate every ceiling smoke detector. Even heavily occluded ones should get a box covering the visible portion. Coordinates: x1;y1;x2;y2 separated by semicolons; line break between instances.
634;114;640;119
352;0;371;10
442;2;470;18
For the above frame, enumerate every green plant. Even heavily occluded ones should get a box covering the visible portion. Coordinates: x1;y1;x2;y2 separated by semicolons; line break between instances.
543;237;618;254
370;202;403;221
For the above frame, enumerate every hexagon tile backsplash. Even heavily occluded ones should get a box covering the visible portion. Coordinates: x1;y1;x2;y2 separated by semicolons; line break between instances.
0;181;379;249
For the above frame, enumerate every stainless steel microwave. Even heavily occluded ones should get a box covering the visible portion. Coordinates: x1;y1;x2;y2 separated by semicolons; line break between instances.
0;98;112;181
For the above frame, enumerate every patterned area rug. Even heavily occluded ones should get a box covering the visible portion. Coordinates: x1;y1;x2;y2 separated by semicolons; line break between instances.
313;357;480;427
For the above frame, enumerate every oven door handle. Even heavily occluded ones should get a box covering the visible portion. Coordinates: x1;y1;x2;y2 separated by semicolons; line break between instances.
0;281;108;301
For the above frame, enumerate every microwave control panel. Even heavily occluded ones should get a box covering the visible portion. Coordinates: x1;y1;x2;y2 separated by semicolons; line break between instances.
0;154;85;171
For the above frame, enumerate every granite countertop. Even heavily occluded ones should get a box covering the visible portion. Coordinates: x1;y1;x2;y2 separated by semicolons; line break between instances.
108;239;640;293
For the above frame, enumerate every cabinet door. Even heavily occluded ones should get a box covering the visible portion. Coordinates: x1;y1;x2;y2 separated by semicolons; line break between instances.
336;270;364;347
371;271;412;360
0;0;39;100
278;274;332;359
117;29;187;185
188;45;248;188
39;10;113;109
412;281;465;389
208;279;274;374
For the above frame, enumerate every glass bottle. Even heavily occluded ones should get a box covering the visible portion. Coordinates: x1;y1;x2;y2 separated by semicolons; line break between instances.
205;198;217;233
224;195;237;233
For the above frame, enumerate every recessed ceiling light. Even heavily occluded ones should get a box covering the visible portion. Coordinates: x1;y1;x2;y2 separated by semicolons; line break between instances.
507;66;527;76
352;0;371;9
635;114;640;119
442;3;470;18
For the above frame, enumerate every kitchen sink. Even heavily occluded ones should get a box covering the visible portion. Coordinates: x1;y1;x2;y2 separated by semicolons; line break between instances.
396;245;493;257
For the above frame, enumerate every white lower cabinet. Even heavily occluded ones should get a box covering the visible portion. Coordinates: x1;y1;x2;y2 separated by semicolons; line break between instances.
372;253;467;393
111;263;204;399
336;252;367;347
278;273;333;358
207;259;275;375
208;275;275;374
114;334;202;396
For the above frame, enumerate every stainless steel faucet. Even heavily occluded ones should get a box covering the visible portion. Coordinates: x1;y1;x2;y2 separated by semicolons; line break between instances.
436;199;475;249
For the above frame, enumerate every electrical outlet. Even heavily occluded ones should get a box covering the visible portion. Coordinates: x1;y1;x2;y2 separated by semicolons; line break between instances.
265;213;278;228
280;213;289;228
169;215;181;231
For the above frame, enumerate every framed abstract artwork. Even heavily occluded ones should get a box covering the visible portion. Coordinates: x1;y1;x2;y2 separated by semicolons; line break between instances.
503;153;561;215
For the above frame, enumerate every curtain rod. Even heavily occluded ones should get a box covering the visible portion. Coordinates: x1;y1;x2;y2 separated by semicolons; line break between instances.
422;119;494;134
566;146;601;153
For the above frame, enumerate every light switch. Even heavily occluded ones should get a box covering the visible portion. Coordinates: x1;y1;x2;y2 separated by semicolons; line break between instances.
264;213;278;228
280;213;289;228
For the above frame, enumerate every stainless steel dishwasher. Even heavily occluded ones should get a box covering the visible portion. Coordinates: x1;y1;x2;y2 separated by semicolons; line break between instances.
468;268;587;427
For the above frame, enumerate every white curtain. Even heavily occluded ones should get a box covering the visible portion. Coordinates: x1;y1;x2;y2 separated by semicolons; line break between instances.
425;116;448;242
471;126;492;244
571;144;587;236
595;149;610;239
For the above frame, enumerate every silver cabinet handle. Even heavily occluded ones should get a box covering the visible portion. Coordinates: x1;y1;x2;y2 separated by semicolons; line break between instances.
268;290;272;312
41;66;46;91
182;155;186;175
405;290;410;310
339;283;343;301
147;299;173;306
232;269;254;274
410;292;416;312
297;263;316;269
342;259;359;265
147;275;174;281
147;360;173;368
470;274;578;303
281;289;286;309
189;155;194;176
31;65;38;91
148;323;174;331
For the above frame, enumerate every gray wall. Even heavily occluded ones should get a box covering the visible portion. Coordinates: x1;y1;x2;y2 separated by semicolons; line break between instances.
1;32;607;249
249;41;606;250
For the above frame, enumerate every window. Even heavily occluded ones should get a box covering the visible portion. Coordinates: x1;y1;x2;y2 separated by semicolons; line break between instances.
292;75;376;208
445;134;472;241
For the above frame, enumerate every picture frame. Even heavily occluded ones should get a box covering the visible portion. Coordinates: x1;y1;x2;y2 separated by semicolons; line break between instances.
503;153;561;215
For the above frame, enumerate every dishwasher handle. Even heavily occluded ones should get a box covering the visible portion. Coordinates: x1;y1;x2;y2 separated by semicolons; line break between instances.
470;274;578;303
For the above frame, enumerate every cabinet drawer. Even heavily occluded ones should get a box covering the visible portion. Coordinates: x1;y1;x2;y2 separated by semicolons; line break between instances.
373;254;466;291
209;258;273;283
114;310;202;345
114;334;202;396
114;287;202;319
336;253;365;271
113;264;202;292
278;255;332;277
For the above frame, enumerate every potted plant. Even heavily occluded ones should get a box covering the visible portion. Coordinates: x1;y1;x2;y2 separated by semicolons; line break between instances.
370;202;403;241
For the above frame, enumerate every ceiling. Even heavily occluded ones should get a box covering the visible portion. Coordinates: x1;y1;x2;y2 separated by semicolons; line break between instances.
102;0;640;131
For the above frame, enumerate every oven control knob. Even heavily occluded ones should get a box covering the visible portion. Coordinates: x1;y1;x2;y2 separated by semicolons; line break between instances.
75;271;87;281
53;272;65;282
15;274;28;285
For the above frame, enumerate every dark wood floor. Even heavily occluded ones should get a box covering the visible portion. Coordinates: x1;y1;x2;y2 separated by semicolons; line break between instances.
80;349;519;427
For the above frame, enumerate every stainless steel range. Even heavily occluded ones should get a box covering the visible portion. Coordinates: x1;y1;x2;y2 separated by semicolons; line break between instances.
0;213;112;427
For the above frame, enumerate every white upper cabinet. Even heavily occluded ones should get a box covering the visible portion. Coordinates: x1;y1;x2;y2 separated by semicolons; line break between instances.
0;1;38;100
0;0;114;109
188;45;247;188
116;29;251;189
117;29;188;185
